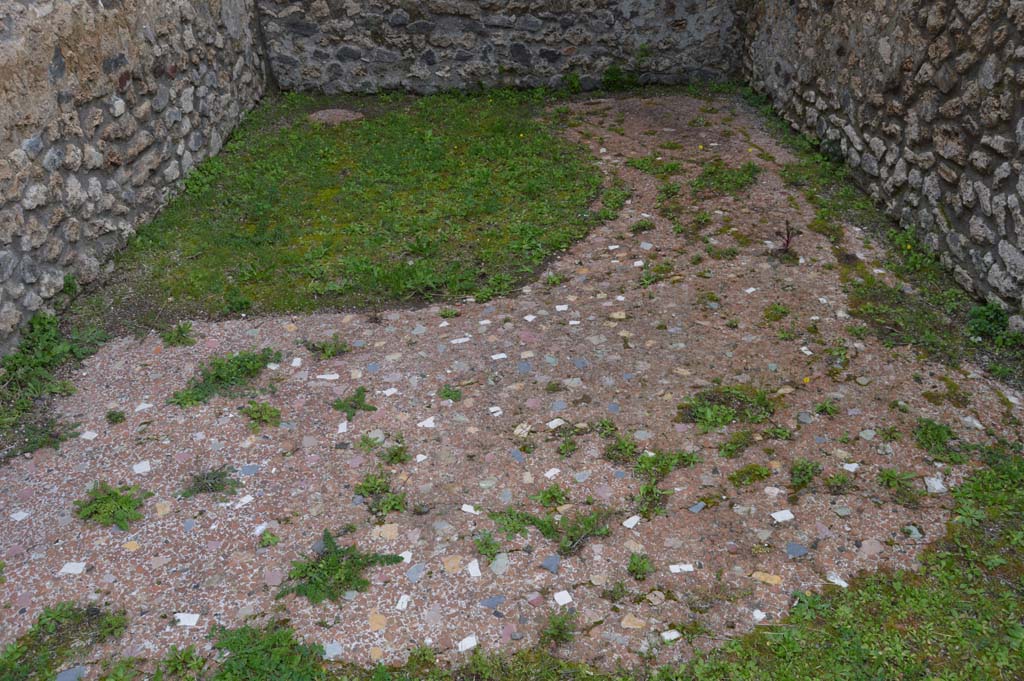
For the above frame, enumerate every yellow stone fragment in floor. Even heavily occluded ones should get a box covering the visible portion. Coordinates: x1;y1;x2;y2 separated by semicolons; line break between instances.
751;570;782;585
621;613;646;629
123;541;140;552
442;555;463;573
369;611;387;632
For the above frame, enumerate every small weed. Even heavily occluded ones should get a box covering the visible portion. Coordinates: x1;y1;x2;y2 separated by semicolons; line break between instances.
169;348;280;407
825;472;853;494
332;386;377;421
691;159;761;196
627;155;682;178
540;611;577;646
531;484;569;508
728;463;772;487
355;471;406;516
74;482;151;530
719;429;754;458
180;466;241;498
706;244;739;260
628;552;654;580
789;458;822;492
161;322;196;347
545;273;567;287
636;482;671;519
635;449;701;482
0;603;127;681
914;418;966;464
595;418;618;437
631;219;656;234
437;384;463;401
300;334;350;359
879;468;922;506
558;434;578;458
678;385;774;431
105;410;126;425
240;401;281;432
763;303;790;322
278;529;401;604
605;434;639;463
439;308;460;319
474;531;500;561
155;644;207;680
815;399;839;416
211;624;326;679
763;425;792;440
379;438;411;464
258;530;280;548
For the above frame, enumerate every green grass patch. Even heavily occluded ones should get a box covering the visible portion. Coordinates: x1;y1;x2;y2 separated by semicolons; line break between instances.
240;401;281;431
278;529;401;604
332;386;377;421
626;154;682;178
180;465;241;499
728;463;772;488
0;603;127;681
690;160;761;197
70;90;606;332
677;385;775;432
301;334;351;359
0;314;106;459
168;348;280;407
627;552;654;580
74;482;151;530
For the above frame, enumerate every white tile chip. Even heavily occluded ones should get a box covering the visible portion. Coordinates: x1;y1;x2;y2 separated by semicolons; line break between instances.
458;635;478;652
466;559;482;578
316;373;340;381
417;416;436;428
544;468;560;479
546;418;567;430
11;511;30;521
661;630;682;642
461;504;481;515
132;460;151;474
396;594;411;611
135;402;153;412
553;590;573;606
491;353;508;360
770;509;795;523
669;563;695;573
60;562;86;575
623;515;641;529
234;495;254;509
826;572;849;588
174;613;200;627
450;337;471;345
80;431;98;441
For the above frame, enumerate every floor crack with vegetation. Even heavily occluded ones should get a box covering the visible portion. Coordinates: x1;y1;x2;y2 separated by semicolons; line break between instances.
0;85;1022;680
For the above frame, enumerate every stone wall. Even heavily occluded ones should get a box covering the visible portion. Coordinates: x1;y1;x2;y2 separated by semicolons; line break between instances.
0;0;266;352
743;0;1024;329
256;0;741;94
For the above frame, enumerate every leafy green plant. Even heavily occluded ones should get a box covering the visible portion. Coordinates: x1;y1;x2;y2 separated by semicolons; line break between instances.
636;482;671;519
0;603;127;681
635;449;701;482
879;468;922;506
169;348;280;407
258;530;280;548
628;552;654;580
240;401;281;431
380;438;411;464
475;531;500;561
558;434;578;458
438;384;463;401
763;425;792;440
627;155;682;178
74;482;151;530
630;218;656;233
211;624;326;680
180;466;241;498
678;385;774;432
691;159;761;196
105;410;126;424
605;434;639;463
540;611;577;646
789;458;822;491
154;645;206;680
825;472;853;494
354;471;406;516
0;314;107;458
332;386;377;421
301;334;350;359
914;418;965;464
161;322;196;347
763;303;790;322
531;484;569;508
277;530;401;604
719;429;754;458
815;399;839;416
728;463;772;487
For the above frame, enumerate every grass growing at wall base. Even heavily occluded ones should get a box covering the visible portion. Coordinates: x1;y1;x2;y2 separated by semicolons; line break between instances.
68;89;607;336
